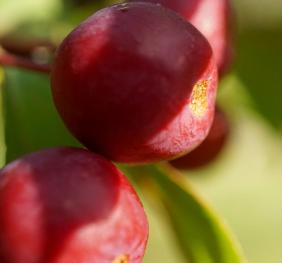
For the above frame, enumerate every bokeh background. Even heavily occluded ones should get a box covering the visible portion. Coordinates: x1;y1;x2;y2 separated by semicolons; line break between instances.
0;0;282;262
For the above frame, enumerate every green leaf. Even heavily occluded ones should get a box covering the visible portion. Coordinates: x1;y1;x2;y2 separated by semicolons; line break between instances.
0;0;61;35
235;28;282;131
4;68;79;162
123;173;187;263
0;68;6;166
125;164;247;263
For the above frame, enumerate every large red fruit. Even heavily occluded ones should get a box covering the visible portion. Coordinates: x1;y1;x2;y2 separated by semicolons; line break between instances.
51;2;218;164
0;147;148;263
170;106;230;170
129;0;233;75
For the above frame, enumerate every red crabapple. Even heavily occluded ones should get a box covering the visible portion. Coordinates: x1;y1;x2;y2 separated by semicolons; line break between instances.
129;0;233;75
170;106;230;170
51;2;218;164
0;147;148;263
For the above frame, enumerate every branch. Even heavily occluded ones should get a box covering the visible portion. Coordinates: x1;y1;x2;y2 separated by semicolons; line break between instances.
0;47;51;74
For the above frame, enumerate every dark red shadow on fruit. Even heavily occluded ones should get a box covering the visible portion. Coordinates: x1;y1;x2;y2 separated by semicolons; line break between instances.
0;148;120;263
51;3;215;163
170;106;230;170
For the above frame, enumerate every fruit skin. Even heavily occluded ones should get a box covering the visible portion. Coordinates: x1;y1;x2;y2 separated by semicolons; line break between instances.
51;2;218;164
170;107;230;170
0;147;148;263
128;0;233;75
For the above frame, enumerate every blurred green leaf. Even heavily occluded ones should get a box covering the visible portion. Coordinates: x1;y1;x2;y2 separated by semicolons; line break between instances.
233;0;282;29
235;27;282;131
0;68;6;166
0;0;62;35
124;172;187;263
4;68;79;161
64;0;120;26
125;164;246;263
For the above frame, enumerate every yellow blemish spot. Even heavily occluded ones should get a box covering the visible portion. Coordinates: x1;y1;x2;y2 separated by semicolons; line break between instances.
189;79;209;118
112;254;129;263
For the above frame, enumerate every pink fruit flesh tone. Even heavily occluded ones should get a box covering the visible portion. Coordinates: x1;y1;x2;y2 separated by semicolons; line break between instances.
170;107;230;170
129;0;233;75
51;2;218;164
0;147;148;263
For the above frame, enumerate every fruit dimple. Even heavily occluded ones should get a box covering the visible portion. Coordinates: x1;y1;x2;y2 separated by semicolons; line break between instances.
113;254;129;263
189;79;209;118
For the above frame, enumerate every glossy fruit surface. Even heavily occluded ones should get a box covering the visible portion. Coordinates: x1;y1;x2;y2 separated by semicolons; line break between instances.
170;107;230;170
129;0;233;75
0;147;148;263
51;2;218;164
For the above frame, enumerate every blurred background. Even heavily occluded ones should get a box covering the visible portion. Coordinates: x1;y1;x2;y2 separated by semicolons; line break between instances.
0;0;282;262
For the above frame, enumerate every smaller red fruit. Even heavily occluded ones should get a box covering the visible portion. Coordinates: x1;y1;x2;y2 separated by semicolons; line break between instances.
0;147;148;263
170;107;230;170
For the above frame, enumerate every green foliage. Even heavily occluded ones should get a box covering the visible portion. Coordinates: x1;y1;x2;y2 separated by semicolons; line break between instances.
0;68;6;166
235;28;282;130
4;69;79;161
125;165;247;263
0;0;61;35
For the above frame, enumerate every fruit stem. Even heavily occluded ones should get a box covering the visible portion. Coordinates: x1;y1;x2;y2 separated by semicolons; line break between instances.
0;47;51;74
